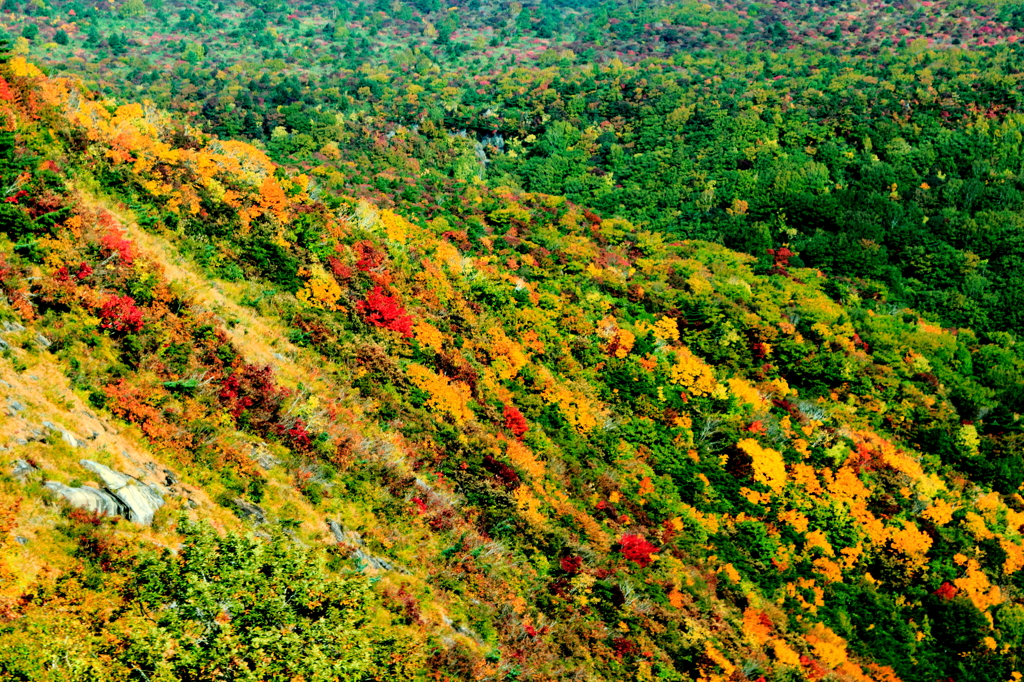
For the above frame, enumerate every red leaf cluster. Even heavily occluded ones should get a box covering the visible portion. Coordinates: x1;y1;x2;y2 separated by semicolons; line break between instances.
355;285;414;337
503;403;528;439
100;229;137;266
327;255;352;281
353;240;386;272
934;581;959;601
611;636;639;660
99;295;144;333
482;454;520;489
0;76;15;103
218;364;287;433
55;262;92;283
767;246;793;275
287;418;312;452
620;533;658;568
767;247;803;283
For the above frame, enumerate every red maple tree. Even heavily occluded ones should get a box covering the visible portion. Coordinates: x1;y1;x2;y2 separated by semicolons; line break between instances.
620;534;658;568
356;286;413;337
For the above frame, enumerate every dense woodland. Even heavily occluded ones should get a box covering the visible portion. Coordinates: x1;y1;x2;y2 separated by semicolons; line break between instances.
0;1;1023;681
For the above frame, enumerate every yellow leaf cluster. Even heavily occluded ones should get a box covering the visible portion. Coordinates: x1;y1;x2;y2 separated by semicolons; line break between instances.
379;208;412;244
489;329;529;379
888;520;933;568
771;639;802;666
824;466;872;503
596;315;634;358
728;377;767;411
957;423;981;456
540;378;599;433
955;558;1003;611
407;364;474;424
413;321;444;353
742;607;772;645
962;511;994;540
652;315;680;342
787;578;824;613
8;57;43;78
513;486;548;529
805;529;835;556
737;438;787;493
790;463;822;495
780;509;810;533
703;645;735;677
922;499;955;526
296;266;343;311
505;439;545;479
804;622;850;669
258;175;290;222
740;487;765;505
1002;540;1024;575
668;345;717;396
611;328;635;358
812;556;844;583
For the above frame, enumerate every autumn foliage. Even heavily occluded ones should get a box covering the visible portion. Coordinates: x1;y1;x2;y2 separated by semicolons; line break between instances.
2;40;1024;682
219;364;287;431
99;294;144;333
355;285;414;337
503;403;529;439
619;534;658;568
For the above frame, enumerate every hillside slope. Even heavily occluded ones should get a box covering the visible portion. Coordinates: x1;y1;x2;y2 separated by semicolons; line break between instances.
0;58;1023;682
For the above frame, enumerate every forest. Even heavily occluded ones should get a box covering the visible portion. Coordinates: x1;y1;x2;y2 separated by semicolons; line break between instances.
0;0;1022;681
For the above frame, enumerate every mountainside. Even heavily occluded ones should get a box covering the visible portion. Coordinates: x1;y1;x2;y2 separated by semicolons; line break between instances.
6;0;1024;342
0;54;1023;681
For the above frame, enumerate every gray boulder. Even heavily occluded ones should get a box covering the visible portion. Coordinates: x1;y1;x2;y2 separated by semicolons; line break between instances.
79;460;165;526
42;421;83;448
44;481;128;518
231;497;267;524
249;444;279;470
80;459;131;488
11;459;34;480
114;484;165;526
327;520;406;573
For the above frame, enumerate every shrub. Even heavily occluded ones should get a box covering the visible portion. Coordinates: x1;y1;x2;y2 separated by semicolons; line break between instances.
130;518;391;681
503;403;529;439
620;533;658;568
356;286;414;337
99;295;144;333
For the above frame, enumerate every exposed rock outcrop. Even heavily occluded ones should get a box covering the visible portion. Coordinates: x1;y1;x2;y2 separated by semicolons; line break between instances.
10;459;33;480
42;421;84;448
80;460;165;526
44;460;165;526
231;497;267;524
44;481;128;518
327;519;407;573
